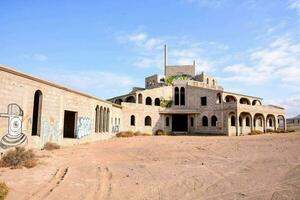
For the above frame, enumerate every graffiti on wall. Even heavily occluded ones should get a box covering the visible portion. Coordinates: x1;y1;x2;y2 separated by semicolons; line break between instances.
0;104;28;149
42;117;61;145
112;125;119;133
77;117;92;139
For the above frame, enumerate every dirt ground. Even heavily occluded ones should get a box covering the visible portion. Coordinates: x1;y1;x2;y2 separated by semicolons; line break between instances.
1;132;300;200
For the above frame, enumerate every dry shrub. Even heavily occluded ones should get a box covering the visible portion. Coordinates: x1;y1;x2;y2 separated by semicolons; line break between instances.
116;131;134;137
249;130;264;135
287;129;296;133
0;182;9;200
266;129;274;133
0;147;37;169
275;130;286;133
116;131;151;137
155;129;172;136
23;159;37;168
134;131;151;136
43;142;60;151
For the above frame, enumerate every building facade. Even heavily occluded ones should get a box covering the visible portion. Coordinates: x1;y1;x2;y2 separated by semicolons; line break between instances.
287;115;300;131
0;65;122;151
108;45;286;136
0;46;286;151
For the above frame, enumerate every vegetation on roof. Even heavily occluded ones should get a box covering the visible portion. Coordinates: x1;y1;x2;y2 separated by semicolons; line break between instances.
160;98;173;108
166;74;194;86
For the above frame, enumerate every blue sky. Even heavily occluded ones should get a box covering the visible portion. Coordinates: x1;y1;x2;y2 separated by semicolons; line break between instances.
1;0;300;117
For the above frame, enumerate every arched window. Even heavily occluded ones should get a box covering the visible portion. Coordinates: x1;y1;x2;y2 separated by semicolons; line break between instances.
202;116;208;127
257;118;262;127
138;94;143;104
191;117;194;127
146;97;152;105
103;108;106;132
115;99;123;105
95;106;99;132
125;96;135;103
216;93;222;104
32;90;43;136
239;117;242;126
145;116;152;126
269;118;273;127
106;109;110;132
166;117;170;127
154;98;160;106
211;116;217;127
174;87;179;105
100;107;103;132
130;115;135;126
225;95;236;103
231;116;236;126
180;87;185;105
240;98;250;105
207;78;209;84
246;117;250;127
213;79;215;85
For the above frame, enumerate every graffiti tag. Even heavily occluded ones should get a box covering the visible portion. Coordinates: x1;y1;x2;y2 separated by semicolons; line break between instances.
0;104;27;149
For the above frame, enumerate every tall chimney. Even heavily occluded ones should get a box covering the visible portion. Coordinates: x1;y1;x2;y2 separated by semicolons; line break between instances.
164;44;168;76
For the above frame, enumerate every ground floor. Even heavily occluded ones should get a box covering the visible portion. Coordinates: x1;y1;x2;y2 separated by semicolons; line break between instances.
2;133;300;200
122;103;286;136
227;111;286;136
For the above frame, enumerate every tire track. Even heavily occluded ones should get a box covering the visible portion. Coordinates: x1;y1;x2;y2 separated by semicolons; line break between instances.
95;166;112;200
27;167;69;200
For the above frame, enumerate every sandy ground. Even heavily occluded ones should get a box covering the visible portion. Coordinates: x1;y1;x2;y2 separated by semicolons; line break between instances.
1;132;300;200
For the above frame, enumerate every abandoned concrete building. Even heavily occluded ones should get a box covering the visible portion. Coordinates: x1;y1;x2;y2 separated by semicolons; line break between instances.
108;45;286;136
0;45;286;150
287;115;300;131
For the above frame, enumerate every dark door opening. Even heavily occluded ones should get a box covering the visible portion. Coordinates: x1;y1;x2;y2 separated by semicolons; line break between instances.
32;90;42;136
172;114;188;132
63;110;77;138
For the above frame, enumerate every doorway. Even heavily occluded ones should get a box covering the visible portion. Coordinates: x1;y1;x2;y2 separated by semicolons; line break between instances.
172;114;188;132
63;110;77;138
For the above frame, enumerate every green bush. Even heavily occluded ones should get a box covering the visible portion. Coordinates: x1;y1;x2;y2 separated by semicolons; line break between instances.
165;74;194;86
160;99;173;108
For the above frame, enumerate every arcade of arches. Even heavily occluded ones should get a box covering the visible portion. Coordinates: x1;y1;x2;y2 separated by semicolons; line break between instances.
228;112;286;135
95;106;110;133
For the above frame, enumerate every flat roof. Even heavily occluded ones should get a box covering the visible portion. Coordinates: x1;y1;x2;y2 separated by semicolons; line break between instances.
0;64;122;108
223;91;263;100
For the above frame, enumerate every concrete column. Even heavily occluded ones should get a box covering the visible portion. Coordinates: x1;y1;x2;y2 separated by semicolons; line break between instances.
251;114;254;132
164;44;168;76
236;113;240;136
264;115;267;133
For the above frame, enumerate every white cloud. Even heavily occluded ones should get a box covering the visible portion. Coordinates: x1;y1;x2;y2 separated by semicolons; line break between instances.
117;31;226;72
223;64;269;84
289;0;300;16
37;69;135;98
267;95;300;118
223;35;300;88
117;32;163;50
133;56;163;69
